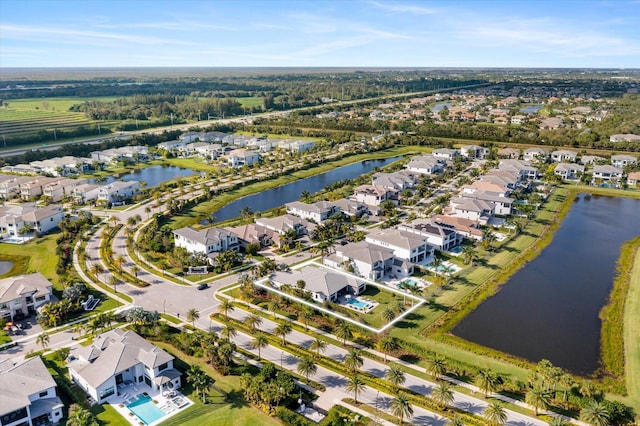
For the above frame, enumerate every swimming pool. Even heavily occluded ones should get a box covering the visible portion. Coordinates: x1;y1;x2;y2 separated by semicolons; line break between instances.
127;395;166;425
401;279;419;287
346;298;368;309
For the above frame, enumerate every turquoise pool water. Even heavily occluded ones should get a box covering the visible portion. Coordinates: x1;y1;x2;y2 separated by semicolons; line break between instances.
401;279;419;287
127;395;165;425
346;298;368;309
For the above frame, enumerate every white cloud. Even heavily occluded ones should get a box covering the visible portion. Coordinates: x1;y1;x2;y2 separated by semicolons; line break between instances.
366;0;439;15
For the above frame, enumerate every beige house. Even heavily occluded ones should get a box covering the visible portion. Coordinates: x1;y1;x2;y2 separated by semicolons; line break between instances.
0;273;53;321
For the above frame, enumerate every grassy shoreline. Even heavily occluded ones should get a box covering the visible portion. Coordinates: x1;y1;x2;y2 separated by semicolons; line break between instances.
624;245;640;412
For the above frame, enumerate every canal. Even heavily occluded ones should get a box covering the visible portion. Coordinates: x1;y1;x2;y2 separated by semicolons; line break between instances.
210;156;402;223
88;165;197;187
453;194;640;374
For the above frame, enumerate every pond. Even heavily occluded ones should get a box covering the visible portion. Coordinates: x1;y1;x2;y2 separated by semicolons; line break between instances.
0;261;14;275
519;105;543;114
453;194;640;375
208;156;402;223
431;102;452;113
87;165;197;188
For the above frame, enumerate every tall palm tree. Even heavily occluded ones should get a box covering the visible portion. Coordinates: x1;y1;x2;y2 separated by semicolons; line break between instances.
346;374;366;404
36;332;50;350
187;365;212;404
335;320;354;346
67;404;98;426
547;417;569;426
244;314;263;333
297;356;317;382
187;308;200;327
431;381;455;410
218;299;234;320
250;333;268;360
476;368;499;398
131;265;141;278
483;402;508;426
580;400;610;426
385;365;406;394
274;321;292;346
298;306;314;331
426;355;447;379
344;348;364;376
90;263;105;283
108;275;119;293
223;324;237;340
446;415;465;426
526;383;551;416
461;245;478;265
377;335;397;362
309;337;327;359
390;392;413;425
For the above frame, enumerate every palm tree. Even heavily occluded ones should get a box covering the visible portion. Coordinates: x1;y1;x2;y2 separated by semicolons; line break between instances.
36;332;50;350
547;417;569;426
274;321;293;346
476;368;499;398
309;337;327;359
526;383;551;416
297;356;317;382
218;299;234;320
187;308;200;327
335;320;354;346
580;400;610;426
299;306;314;331
431;381;455;410
90;263;105;283
385;365;406;394
381;307;397;323
446;415;465;426
390;392;413;425
461;245;478;265
344;348;364;376
426;355;447;379
67;404;98;426
346;374;366;404
244;313;263;333
223;324;237;340
108;275;119;293
484;402;508;426
187;365;212;404
131;265;140;278
250;333;268;360
377;335;397;362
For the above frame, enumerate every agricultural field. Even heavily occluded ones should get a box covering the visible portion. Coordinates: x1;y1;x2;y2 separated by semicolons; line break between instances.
236;96;264;108
0;96;119;138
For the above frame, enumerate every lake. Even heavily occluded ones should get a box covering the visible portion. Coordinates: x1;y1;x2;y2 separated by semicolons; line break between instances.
431;102;452;113
519;105;543;114
453;194;640;374
0;261;14;275
88;165;197;188
209;156;402;223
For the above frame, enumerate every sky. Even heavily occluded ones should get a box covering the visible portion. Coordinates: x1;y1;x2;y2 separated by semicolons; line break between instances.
1;0;639;68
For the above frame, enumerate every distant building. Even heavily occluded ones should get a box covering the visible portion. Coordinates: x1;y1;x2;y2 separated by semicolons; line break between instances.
610;133;640;143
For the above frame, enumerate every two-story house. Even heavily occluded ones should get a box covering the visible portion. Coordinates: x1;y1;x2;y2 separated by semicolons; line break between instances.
398;219;462;251
353;185;398;207
224;149;260;168
592;165;624;184
285;201;340;223
97;181;141;205
366;229;434;264
0;273;53;321
173;226;239;257
550;150;578;163
405;155;445;175
460;145;490;159
0;175;33;199
554;163;585;180
0;204;64;239
523;147;550;162
324;241;411;280
610;154;637;169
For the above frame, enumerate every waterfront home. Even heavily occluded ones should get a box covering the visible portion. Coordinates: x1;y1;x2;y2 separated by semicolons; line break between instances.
405;155;445;175
458;190;513;216
68;329;181;404
610;154;637;169
91;146;148;164
332;198;370;217
157;140;186;152
270;265;366;303
523;147;549;162
366;229;433;264
371;170;417;191
173;226;239;257
71;183;102;204
255;214;315;237
0;356;64;426
285;200;340;223
431;215;484;241
0;203;64;239
224;149;260;168
592;165;623;184
432;148;459;161
97;181;141;205
550;150;578;163
498;159;539;179
460;145;490;159
554;163;585;180
29;156;91;176
19;177;64;201
0;175;33;199
0;273;53;321
353;185;398;207
398;219;462;251
324;241;412;280
43;178;87;202
627;171;640;186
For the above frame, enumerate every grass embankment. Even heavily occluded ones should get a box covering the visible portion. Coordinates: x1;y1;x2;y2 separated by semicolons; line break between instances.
0;234;62;287
623;245;640;413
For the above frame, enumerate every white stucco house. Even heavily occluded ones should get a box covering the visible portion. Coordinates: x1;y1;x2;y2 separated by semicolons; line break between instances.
0;203;65;239
285;200;340;223
173;226;239;256
405;155;445;175
365;229;433;264
270;266;366;303
0;273;53;321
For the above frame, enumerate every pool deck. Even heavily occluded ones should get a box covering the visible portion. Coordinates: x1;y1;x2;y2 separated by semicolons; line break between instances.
108;383;192;426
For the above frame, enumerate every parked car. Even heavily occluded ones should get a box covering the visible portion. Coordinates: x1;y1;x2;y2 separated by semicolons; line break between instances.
197;283;209;290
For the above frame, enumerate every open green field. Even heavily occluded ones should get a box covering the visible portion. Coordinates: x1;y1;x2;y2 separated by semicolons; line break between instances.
236;97;264;108
624;247;640;412
0;234;62;287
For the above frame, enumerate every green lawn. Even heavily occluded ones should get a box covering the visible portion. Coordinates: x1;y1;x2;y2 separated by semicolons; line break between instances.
624;246;640;413
0;234;61;288
236;97;264;109
1;96;120;112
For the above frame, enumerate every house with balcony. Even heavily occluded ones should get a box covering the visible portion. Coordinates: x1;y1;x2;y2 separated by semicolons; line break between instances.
71;183;102;205
498;159;539;180
371;170;417;191
19;177;64;201
497;148;520;159
580;155;606;165
0;175;33;199
0;273;53;321
366;229;433;264
97;181;140;206
0;356;64;426
255;214;315;237
42;178;87;202
324;241;412;280
0;204;64;239
353;185;398;207
592;165;623;185
398;219;462;251
554;163;584;180
551;150;578;163
460;145;490;159
405;155;445;175
224;149;260;168
448;197;494;224
68;329;181;404
432;148;459;161
173;226;239;258
611;154;637;169
523;147;550;162
285;200;340;223
29;156;91;176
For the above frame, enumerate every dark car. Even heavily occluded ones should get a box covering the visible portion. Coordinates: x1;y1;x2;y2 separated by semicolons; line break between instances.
197;283;209;290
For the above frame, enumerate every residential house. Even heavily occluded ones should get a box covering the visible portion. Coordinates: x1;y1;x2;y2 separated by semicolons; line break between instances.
173;227;239;258
285;201;340;223
157;140;185;152
353;185;398;207
611;154;637;169
366;229;433;264
398;219;462;251
179;142;210;156
97;181;140;205
324;241;412;280
592;165;623;184
448;197;494;224
29;156;90;176
179;131;201;143
224;149;260;168
580;155;606;165
226;223;274;248
431;215;484;241
270;266;366;303
460;145;490;159
371;171;417;191
498;159;539;179
458;189;513;216
71;183;102;204
627;171;640;186
279;139;316;153
497;148;520;159
523;147;550;162
0;175;33;199
329;199;370;217
91;146;148;164
554;163;585;180
0;356;64;426
68;329;181;404
0;204;64;238
19;177;64;200
255;214;315;237
551;150;578;163
610;134;640;143
0;273;53;321
432;148;459;161
405;155;445;175
42;178;87;202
